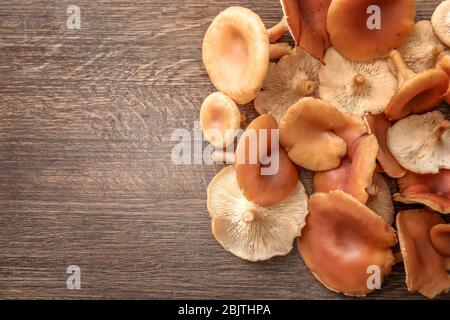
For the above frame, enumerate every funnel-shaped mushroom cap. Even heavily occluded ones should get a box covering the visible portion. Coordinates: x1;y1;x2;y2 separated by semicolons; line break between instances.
327;0;415;62
384;51;449;121
235;114;298;207
432;0;450;47
298;191;397;296
200;92;242;148
367;114;407;178
396;210;450;299
319;48;398;117
430;224;450;257
207;166;308;262
280;0;331;62
202;7;269;104
279;97;347;171
394;170;450;214
387;111;450;174
399;21;445;73
255;47;320;122
366;173;395;225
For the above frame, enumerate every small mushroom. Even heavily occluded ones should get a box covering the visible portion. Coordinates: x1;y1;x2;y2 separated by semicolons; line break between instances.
430;224;450;257
235;114;299;207
327;0;415;62
255;47;320;122
200;92;244;148
384;50;449;121
298;190;397;296
432;0;450;47
387;111;450;174
207;166;308;262
398;21;445;73
366;173;395;226
396;210;450;299
279;97;347;171
202;7;269;104
394;169;450;214
319;48;398;117
367;114;407;179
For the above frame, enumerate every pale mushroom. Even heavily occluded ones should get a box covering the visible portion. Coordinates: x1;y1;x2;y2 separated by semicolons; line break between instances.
255;47;320;122
319;48;398;117
387;111;450;174
327;0;415;62
430;224;450;257
207;166;308;262
366;173;395;226
398;21;445;73
432;0;450;47
396;210;450;299
298;190;397;296
202;7;269;104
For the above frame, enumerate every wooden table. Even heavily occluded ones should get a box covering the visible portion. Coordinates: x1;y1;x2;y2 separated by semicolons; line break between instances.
0;0;448;300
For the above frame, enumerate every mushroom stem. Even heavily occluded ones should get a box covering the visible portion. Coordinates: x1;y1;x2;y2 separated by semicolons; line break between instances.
212;150;235;163
242;209;257;223
295;80;317;96
366;184;379;197
269;43;292;61
389;50;416;87
353;73;365;86
433;120;450;139
267;19;288;43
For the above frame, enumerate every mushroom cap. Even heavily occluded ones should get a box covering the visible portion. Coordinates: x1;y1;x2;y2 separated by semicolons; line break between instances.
207;166;308;262
255;47;320;122
200;92;242;148
430;224;450;257
280;0;332;62
398;21;445;73
319;48;398;117
387;111;450;174
366;173;395;226
394;169;450;214
202;7;269;104
279;97;347;171
327;0;415;62
367;114;407;178
298;191;397;296
396;210;450;299
432;0;450;47
235;114;299;207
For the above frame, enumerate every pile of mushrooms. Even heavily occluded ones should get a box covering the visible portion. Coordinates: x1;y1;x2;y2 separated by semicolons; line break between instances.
201;1;449;299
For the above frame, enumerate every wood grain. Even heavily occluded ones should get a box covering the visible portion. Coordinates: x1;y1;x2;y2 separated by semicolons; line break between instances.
0;0;448;299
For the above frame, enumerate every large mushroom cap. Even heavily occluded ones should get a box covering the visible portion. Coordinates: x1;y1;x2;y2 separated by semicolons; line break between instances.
235;114;299;207
202;7;269;104
319;48;398;117
279;97;347;171
298;191;397;296
394;169;450;214
396;210;450;299
430;224;450;257
255;47;320;122
207;166;308;262
366;173;395;226
200;92;242;148
432;0;450;47
327;0;415;62
387;111;450;174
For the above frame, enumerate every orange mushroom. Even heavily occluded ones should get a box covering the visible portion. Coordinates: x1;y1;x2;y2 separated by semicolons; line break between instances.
366;173;395;226
394;170;450;214
396;210;450;299
327;0;415;62
235;114;298;207
298;191;397;296
384;50;448;121
435;54;450;104
430;224;450;257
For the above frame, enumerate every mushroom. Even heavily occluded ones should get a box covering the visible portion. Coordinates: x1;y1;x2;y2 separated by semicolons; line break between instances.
207;166;308;262
387;111;450;174
298;190;397;296
384;50;448;121
398;21;445;73
435;53;450;104
255;48;320;122
269;42;292;61
394;169;450;214
319;48;398;117
200;92;244;148
327;0;415;62
202;7;269;104
396;209;450;299
366;114;407;179
235;114;299;207
280;0;332;62
430;224;450;257
432;0;450;47
267;18;289;43
366;173;395;226
279;97;347;171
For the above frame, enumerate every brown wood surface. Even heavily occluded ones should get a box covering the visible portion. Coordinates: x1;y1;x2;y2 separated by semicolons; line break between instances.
0;0;448;300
